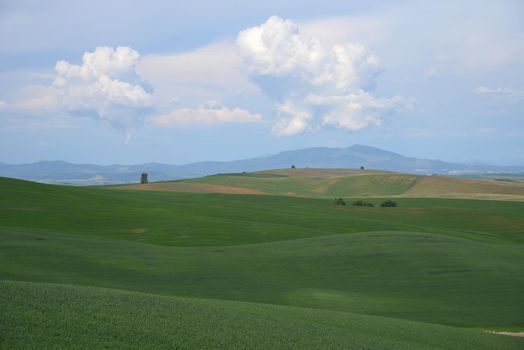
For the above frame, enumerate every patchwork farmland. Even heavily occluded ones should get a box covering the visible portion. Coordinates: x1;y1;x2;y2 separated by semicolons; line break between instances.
1;171;524;349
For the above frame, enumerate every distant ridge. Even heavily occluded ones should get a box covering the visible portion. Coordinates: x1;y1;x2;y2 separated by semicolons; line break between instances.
1;144;523;184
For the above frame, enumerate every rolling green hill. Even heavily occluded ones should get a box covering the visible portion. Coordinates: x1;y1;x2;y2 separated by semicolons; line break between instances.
1;176;523;348
2;280;522;350
117;168;524;201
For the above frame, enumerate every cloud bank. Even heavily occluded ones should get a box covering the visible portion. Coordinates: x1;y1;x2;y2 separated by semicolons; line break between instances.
152;106;263;127
236;16;412;136
475;86;524;99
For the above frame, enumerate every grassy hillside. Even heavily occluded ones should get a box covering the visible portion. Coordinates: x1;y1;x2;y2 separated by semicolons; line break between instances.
1;176;523;348
3;176;524;246
2;280;522;350
118;168;524;200
2;228;524;328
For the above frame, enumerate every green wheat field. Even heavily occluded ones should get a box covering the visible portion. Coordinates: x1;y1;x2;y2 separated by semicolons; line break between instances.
1;170;523;349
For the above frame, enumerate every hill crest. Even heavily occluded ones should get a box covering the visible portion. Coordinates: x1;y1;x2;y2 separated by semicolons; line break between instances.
1;144;523;184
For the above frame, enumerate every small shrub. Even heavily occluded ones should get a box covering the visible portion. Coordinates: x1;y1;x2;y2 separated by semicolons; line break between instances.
380;200;397;207
334;197;346;205
352;200;374;207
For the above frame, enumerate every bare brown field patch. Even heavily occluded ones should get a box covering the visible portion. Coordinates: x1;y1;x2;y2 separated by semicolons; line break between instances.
407;176;524;197
118;182;266;195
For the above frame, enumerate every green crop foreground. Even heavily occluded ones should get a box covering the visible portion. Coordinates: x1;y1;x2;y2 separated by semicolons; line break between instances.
2;281;522;350
1;176;523;349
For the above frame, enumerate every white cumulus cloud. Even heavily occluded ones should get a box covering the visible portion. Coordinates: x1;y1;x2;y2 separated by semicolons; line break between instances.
236;16;412;135
16;46;153;135
272;102;312;136
53;46;152;129
151;106;263;127
307;92;413;131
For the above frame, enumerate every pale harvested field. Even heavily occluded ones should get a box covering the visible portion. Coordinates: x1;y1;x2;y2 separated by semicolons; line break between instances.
381;193;524;201
406;176;524;196
119;182;265;195
255;168;391;179
116;169;524;201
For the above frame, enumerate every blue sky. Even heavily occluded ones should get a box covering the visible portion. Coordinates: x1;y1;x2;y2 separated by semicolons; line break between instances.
0;0;523;165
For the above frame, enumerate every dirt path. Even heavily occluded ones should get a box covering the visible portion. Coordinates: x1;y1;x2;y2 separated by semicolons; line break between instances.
489;331;524;338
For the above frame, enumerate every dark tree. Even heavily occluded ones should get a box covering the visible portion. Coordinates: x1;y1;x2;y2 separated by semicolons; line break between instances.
291;165;296;169
360;166;365;170
380;200;397;207
140;173;149;184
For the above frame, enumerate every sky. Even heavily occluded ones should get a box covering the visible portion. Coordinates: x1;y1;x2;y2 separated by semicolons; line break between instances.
0;0;523;165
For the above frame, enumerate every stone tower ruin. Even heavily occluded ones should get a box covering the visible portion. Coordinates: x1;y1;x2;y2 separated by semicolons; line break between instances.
140;173;149;184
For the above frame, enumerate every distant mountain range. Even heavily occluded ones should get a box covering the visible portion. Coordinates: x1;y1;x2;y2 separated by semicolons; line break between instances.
1;145;523;185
